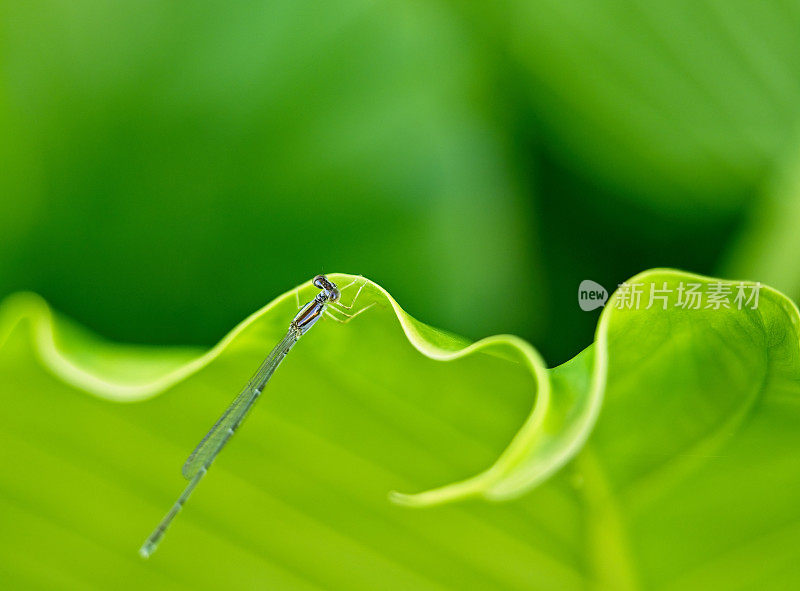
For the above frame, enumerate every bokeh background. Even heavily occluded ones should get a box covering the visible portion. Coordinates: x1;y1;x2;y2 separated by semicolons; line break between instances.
2;1;800;363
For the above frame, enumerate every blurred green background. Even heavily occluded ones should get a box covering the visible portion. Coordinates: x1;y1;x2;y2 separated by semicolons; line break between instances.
2;0;800;363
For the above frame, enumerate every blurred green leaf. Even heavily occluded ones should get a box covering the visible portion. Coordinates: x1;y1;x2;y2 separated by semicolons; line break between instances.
722;143;800;301
1;270;799;589
0;0;539;345
492;0;800;215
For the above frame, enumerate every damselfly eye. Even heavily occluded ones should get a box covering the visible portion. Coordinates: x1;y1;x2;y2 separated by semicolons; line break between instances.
313;274;339;299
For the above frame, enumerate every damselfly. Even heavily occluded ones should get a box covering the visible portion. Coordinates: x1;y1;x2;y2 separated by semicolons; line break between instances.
140;274;369;558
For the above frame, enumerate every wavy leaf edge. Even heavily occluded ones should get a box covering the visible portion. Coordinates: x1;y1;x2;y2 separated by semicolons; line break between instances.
1;269;793;508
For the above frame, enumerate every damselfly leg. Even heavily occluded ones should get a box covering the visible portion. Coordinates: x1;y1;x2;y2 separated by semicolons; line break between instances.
324;278;375;324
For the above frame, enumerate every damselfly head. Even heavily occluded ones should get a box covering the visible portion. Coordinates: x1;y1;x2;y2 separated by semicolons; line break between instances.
313;274;340;302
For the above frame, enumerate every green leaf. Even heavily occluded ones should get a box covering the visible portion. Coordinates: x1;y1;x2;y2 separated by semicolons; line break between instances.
491;0;800;214
1;270;799;589
0;1;540;344
722;144;800;302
